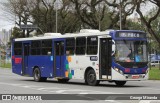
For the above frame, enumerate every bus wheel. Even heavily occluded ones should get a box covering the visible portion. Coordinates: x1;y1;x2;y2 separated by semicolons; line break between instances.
33;68;47;82
86;69;99;86
115;81;126;87
58;79;69;83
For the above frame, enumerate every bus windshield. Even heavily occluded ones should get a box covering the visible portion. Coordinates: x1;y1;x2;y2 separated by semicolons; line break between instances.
115;40;147;63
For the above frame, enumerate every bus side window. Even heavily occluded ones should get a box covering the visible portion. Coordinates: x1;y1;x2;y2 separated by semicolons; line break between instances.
14;42;22;55
31;40;41;55
66;38;75;55
41;40;52;55
87;36;98;55
76;37;86;55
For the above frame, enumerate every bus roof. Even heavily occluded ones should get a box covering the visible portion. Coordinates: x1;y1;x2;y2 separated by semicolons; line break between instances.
14;29;146;42
14;29;112;41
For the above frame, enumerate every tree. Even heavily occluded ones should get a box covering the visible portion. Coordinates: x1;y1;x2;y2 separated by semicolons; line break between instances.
71;0;137;30
104;0;136;29
2;0;35;37
7;27;23;47
135;0;160;47
71;0;108;30
31;0;82;34
126;19;146;31
146;7;160;53
11;27;23;39
2;0;83;35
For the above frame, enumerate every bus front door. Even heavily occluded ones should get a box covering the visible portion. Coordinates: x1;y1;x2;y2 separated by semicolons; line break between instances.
99;38;112;79
22;43;30;75
54;41;65;77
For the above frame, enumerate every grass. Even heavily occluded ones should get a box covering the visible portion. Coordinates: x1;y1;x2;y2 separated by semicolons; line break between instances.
149;67;160;80
0;63;11;69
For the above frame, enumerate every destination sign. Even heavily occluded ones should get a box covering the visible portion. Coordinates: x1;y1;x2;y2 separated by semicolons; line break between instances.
116;32;146;38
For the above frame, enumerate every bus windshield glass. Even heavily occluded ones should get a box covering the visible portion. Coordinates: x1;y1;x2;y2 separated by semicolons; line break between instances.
115;40;147;63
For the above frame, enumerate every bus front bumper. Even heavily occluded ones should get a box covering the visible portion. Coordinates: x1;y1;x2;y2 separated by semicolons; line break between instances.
111;68;149;81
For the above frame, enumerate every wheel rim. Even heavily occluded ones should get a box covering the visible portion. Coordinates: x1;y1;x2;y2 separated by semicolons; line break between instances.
88;73;95;83
34;70;39;80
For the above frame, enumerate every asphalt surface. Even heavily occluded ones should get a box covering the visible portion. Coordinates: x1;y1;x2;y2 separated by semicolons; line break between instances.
0;67;160;103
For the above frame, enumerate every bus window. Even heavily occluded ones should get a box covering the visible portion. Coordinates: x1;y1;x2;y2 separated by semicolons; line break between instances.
66;38;75;55
76;37;86;55
87;36;98;55
14;42;22;55
31;41;41;55
41;40;52;55
55;41;64;56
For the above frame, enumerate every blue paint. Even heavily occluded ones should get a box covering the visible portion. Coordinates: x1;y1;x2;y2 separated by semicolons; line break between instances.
112;61;148;74
12;55;23;76
12;38;68;79
28;56;53;77
71;70;74;75
50;56;53;61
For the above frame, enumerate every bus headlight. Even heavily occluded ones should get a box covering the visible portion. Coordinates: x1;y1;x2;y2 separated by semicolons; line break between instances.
114;68;124;75
115;68;119;72
119;70;124;75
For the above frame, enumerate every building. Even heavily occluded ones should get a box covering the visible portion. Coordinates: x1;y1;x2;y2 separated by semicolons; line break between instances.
0;29;12;64
0;29;11;45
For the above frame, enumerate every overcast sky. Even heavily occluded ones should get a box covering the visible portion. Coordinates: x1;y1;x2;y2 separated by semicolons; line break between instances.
0;1;156;31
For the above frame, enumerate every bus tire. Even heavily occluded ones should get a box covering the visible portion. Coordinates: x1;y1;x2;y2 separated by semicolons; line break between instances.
58;79;69;83
33;68;47;82
86;69;99;86
115;81;126;87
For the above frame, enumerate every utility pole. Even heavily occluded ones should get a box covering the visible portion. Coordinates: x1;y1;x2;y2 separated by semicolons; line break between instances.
56;7;58;33
119;0;122;30
98;2;101;31
55;0;59;33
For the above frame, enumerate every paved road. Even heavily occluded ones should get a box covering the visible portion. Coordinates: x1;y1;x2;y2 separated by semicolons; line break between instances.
0;68;160;103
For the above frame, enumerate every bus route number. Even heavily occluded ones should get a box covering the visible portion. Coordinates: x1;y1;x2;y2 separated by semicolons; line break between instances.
90;56;98;61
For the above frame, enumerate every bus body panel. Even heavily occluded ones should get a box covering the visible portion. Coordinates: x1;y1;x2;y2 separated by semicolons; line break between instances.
28;56;53;77
12;55;23;76
112;68;149;81
67;55;99;80
54;56;66;77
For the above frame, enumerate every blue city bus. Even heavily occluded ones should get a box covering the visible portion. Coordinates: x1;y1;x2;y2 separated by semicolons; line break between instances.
12;29;148;86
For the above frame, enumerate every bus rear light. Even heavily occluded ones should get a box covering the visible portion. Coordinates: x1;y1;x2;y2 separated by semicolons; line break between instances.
125;68;130;73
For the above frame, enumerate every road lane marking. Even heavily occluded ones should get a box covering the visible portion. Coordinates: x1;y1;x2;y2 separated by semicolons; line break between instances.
37;87;67;91
79;92;89;94
0;82;121;94
141;87;160;91
139;100;160;103
56;90;66;93
0;82;23;86
105;100;122;103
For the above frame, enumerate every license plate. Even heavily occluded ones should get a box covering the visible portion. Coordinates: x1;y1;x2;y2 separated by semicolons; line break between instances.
132;75;140;79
